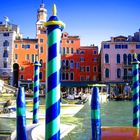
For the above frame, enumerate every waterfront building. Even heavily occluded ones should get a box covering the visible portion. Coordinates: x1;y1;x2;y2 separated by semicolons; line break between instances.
0;3;99;91
100;30;140;93
61;33;99;83
0;18;21;85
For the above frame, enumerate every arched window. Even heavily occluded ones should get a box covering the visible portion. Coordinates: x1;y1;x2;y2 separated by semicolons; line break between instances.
66;60;69;67
105;54;109;63
3;40;9;46
105;68;109;78
70;60;74;69
123;54;127;65
66;73;69;80
62;72;65;80
70;73;74;80
117;68;121;78
3;50;8;57
117;54;120;64
128;54;131;65
39;72;42;80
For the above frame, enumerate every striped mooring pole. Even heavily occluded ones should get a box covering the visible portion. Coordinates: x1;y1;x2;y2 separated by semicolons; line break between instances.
16;87;27;140
33;61;41;124
91;87;101;140
44;4;65;140
132;53;140;128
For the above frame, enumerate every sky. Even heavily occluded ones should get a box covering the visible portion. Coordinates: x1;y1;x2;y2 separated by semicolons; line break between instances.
0;0;140;49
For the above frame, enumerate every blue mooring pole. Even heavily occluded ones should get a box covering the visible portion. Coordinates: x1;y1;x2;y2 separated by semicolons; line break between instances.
91;87;101;140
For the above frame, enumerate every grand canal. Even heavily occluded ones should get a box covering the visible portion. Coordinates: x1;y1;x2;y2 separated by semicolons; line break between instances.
0;97;134;140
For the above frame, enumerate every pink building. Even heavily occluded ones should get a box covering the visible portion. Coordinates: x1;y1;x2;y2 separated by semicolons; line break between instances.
100;29;140;85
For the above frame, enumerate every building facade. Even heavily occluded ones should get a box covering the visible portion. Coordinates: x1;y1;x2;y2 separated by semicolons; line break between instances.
0;19;20;85
0;3;99;90
100;30;140;84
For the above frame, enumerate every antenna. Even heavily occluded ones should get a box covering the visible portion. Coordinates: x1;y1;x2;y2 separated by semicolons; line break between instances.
41;0;44;4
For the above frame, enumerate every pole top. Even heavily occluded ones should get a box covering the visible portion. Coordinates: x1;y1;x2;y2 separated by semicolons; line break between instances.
52;4;57;16
132;53;140;64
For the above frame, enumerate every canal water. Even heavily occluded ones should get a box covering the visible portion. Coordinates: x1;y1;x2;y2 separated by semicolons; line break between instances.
0;97;134;140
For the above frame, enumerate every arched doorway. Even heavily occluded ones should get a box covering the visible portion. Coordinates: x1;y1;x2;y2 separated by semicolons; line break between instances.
13;63;19;87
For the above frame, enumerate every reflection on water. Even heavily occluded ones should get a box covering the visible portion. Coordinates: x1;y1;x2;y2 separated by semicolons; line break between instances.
0;97;133;140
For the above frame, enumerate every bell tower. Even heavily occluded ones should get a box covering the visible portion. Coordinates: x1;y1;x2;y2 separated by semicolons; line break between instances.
36;1;47;35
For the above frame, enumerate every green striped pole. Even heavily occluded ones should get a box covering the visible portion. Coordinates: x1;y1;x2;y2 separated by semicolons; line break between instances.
16;87;27;140
44;4;65;140
33;61;41;124
132;53;140;128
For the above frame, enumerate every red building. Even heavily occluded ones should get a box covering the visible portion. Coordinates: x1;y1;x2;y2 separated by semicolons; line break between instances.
61;32;99;87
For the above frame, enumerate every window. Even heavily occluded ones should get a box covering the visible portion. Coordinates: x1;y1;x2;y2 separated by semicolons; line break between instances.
66;47;69;54
117;68;121;78
86;66;90;72
70;60;74;69
93;58;97;62
80;58;85;62
123;54;127;65
70;73;74;80
104;44;110;49
40;39;43;43
15;54;18;60
105;54;109;63
80;66;85;72
62;73;65;80
128;54;131;65
93;66;97;72
124;69;127;79
71;40;74;44
80;50;85;54
66;73;69;80
76;50;79;54
39;72;42;80
115;44;121;49
122;44;128;49
105;68;109;78
3;50;8;57
25;44;30;49
31;54;35;62
93;76;96;81
66;60;69;67
3;33;9;36
117;54;120;64
76;62;79;69
20;75;24;80
40;47;43;53
86;76;90;81
35;44;38;49
63;47;65;55
22;44;25;48
15;44;18;48
25;54;29;60
93;50;97;54
3;62;7;68
71;48;74;54
3;40;9;46
136;44;140;49
80;76;84;81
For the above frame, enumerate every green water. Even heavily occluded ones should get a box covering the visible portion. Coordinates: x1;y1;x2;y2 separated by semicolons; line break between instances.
0;97;133;140
62;101;133;140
